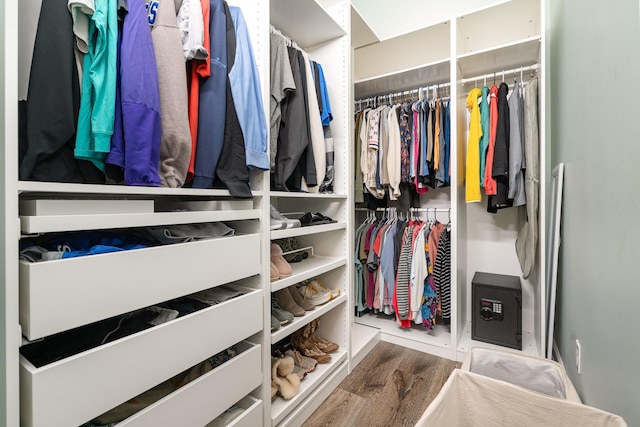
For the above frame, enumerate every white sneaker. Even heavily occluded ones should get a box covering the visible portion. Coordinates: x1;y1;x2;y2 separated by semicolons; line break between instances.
270;219;286;230
307;279;341;299
270;205;301;228
297;282;332;306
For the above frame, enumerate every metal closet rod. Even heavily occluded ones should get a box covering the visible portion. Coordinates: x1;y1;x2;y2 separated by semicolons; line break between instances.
269;24;300;50
459;64;539;86
354;82;452;105
355;207;450;212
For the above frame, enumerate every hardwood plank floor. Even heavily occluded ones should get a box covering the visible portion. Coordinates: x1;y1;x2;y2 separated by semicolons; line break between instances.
303;342;460;427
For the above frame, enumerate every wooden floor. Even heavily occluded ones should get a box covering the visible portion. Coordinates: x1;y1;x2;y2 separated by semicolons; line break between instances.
302;342;460;427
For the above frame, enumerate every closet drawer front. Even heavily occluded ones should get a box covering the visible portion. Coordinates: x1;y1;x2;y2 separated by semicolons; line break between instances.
20;233;260;340
119;343;262;427
20;288;263;427
222;396;263;427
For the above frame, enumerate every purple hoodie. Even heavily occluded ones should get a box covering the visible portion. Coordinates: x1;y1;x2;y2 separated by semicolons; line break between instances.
106;0;162;186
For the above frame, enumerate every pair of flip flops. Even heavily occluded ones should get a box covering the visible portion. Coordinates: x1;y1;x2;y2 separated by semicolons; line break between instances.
300;212;337;227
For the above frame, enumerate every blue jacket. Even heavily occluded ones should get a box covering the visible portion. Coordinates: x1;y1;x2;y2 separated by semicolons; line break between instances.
229;6;269;171
106;0;162;186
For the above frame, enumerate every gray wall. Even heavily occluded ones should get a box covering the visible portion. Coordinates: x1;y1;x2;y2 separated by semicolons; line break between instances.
549;0;640;424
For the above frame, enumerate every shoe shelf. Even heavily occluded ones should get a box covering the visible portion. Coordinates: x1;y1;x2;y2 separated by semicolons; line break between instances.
270;222;346;239
270;191;348;200
270;349;348;426
20;209;261;234
18;180;265;198
270;255;347;292
271;293;347;344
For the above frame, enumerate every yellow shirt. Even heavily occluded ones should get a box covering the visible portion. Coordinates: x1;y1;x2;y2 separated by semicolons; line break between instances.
465;88;483;203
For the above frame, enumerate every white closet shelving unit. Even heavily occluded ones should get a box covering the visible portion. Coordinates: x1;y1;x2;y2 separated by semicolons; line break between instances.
454;0;546;361
9;0;270;426
351;0;546;364
266;1;353;426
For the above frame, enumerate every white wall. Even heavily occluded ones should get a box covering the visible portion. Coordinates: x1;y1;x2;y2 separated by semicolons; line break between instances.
549;0;640;424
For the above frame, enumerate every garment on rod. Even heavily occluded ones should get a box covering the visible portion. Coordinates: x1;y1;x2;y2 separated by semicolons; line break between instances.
354;211;450;330
465;88;482;203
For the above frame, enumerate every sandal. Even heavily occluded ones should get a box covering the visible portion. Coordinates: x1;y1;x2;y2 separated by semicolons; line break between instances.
300;212;328;226
313;212;337;223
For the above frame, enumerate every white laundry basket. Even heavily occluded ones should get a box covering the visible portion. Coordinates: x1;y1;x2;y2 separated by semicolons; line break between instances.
415;369;627;427
460;346;581;402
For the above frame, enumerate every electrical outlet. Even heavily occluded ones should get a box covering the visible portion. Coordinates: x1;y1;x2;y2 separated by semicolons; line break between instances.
575;339;582;374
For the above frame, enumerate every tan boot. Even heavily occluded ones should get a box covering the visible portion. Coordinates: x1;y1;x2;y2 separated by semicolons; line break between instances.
275;288;305;317
291;326;331;364
309;319;339;353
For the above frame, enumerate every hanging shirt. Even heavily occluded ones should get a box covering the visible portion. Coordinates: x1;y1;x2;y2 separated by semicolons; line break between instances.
479;86;490;185
106;0;162;186
75;0;117;172
491;82;512;209
186;0;211;183
434;229;451;324
508;81;526;206
465;88;482;202
483;85;499;196
229;6;269;172
387;106;402;199
193;0;227;188
151;0;192;188
269;33;295;171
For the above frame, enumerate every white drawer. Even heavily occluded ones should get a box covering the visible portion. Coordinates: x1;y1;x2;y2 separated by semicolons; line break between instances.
20;233;260;340
119;343;262;427
206;395;263;427
20;288;263;427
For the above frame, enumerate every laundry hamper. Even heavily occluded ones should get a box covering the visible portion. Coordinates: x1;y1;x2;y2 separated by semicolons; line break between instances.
460;346;581;402
415;369;627;427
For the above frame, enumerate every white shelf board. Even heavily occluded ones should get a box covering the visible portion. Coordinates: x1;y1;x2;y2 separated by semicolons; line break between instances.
456;321;539;360
270;349;348;426
270;0;345;49
354;312;451;349
456;37;541;78
270;221;346;239
18;181;264;198
350;322;380;368
354;59;450;100
20;209;260;233
271;293;347;344
270;255;346;292
270;191;348;200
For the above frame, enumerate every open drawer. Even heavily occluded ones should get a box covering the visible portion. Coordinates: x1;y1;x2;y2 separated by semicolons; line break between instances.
20;233;260;340
206;395;263;427
19;287;263;427
118;342;262;427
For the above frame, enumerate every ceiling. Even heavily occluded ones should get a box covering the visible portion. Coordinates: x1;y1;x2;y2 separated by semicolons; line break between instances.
351;0;510;48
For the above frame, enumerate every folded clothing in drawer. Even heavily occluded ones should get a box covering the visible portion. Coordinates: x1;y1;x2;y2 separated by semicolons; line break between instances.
21;286;244;368
82;346;240;426
20;223;237;262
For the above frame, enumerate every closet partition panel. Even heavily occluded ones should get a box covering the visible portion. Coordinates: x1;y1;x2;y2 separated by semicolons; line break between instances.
1;0;19;425
268;1;352;425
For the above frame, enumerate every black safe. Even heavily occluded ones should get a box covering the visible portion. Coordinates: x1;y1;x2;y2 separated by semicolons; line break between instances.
472;272;522;350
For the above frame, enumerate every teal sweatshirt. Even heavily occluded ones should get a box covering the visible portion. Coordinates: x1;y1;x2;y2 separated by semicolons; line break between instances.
75;0;117;171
